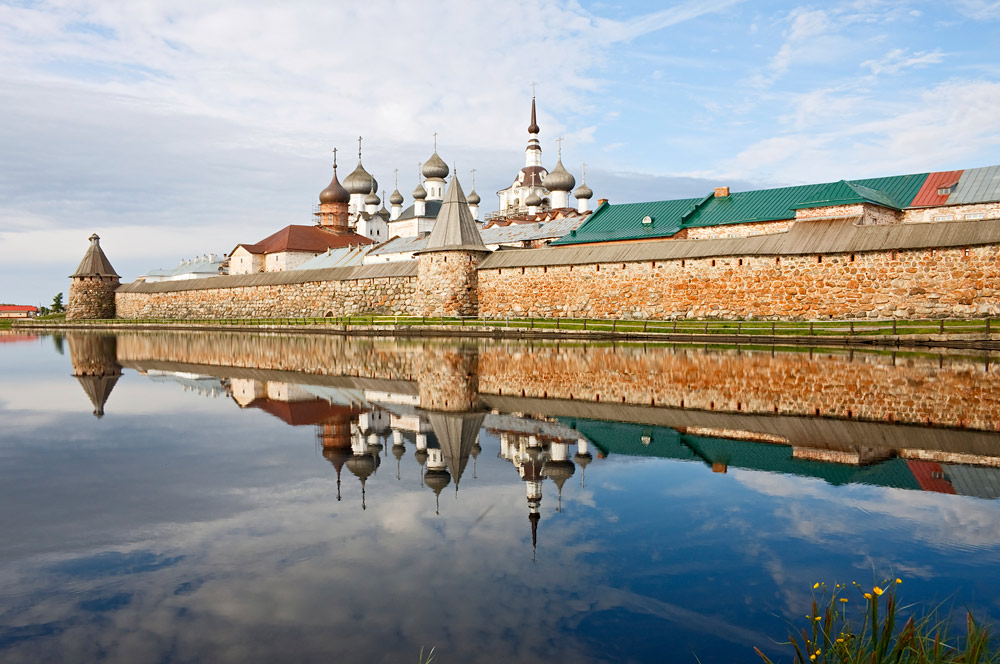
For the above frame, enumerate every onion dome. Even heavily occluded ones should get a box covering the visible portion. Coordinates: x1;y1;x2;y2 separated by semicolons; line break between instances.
389;188;404;205
467;189;481;205
543;159;575;192
525;192;542;207
319;167;350;204
344;160;377;195
415;448;429;467
574;182;593;200
365;187;380;206
422;151;449;179
412;182;427;200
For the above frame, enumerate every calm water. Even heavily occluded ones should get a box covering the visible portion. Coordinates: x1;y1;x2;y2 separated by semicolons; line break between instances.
1;330;999;663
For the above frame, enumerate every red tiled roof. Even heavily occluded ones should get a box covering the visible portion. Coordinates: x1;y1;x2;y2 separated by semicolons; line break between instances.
910;170;963;207
246;398;363;426
0;305;38;312
235;225;373;257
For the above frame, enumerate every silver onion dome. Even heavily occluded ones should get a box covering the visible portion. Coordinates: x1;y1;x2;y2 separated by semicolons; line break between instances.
543;159;576;192
467;189;481;205
422;151;449;179
365;188;380;206
343;160;378;195
389;188;404;205
412;182;427;200
574;182;593;200
525;192;542;207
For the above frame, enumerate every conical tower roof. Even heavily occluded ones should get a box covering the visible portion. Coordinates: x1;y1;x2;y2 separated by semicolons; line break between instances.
71;234;119;278
427;412;485;489
75;373;120;418
418;176;488;253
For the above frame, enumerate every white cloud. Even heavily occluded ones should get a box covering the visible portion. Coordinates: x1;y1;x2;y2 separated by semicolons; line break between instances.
862;48;947;76
952;0;1000;19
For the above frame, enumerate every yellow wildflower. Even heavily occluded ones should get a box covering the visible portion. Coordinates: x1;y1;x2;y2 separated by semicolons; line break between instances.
874;586;884;596
813;582;820;589
896;578;902;584
839;598;848;603
815;616;822;621
864;593;872;600
810;656;816;661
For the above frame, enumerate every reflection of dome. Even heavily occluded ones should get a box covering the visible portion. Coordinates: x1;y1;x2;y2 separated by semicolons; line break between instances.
574;451;593;468
543;459;576;492
415;448;429;466
392;443;406;461
424;469;451;495
346;453;379;481
319;168;350;204
543;159;575;192
422;151;449;179
389;189;404;205
344;160;377;195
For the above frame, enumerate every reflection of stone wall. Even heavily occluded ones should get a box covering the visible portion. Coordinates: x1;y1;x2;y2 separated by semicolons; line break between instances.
415;348;479;412
478;245;1000;320
68;333;122;377
477;345;1000;432
116;276;416;319
68;276;119;320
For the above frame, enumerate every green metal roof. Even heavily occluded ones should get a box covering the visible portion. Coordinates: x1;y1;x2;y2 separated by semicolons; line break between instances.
552;172;929;246
559;417;922;491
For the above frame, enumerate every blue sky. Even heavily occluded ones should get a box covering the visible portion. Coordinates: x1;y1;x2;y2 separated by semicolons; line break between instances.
1;0;999;305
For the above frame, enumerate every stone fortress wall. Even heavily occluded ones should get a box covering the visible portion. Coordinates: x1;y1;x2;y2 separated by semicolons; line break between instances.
111;215;1000;322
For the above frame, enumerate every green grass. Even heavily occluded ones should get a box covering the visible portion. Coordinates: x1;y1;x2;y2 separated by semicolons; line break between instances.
15;315;999;339
757;579;999;664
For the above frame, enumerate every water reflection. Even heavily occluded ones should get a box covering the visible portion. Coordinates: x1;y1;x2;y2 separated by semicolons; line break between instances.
1;331;999;664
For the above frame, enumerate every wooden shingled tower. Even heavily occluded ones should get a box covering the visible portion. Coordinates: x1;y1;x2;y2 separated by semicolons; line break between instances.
67;234;121;320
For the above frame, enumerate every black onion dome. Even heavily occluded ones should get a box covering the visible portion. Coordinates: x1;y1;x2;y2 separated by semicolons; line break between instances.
421;151;449;179
319;169;350;204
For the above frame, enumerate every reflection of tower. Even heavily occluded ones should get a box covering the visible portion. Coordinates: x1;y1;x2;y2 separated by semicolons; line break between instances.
67;333;122;418
523;437;545;562
415;432;429;486
423;431;451;515
319;413;354;501
427;412;485;495
417;346;480;412
347;424;381;510
543;439;575;512
392;430;406;480
574;437;593;488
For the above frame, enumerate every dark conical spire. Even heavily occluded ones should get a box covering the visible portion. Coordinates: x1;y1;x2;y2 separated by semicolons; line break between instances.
419;176;488;253
528;95;539;135
71;234;119;278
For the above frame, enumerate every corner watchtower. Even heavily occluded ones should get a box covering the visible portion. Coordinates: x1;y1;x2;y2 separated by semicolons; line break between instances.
67;234;120;320
414;175;490;317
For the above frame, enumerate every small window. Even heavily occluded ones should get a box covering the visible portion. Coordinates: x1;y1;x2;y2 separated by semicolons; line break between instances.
711;259;716;267
933;214;955;222
738;258;743;266
964;212;986;220
817;255;823;263
849;254;855;262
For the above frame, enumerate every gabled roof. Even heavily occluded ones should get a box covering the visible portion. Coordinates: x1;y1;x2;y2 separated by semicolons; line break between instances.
233;225;373;256
791;180;905;210
418;176;488;253
949;165;1000;205
292;244;376;270
71;234;120;278
0;305;38;312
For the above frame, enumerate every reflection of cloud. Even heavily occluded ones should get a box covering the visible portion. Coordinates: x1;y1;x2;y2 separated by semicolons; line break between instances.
733;470;1000;550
